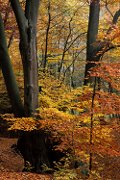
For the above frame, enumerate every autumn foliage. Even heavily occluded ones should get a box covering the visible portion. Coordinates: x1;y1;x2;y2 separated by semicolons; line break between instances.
0;0;120;179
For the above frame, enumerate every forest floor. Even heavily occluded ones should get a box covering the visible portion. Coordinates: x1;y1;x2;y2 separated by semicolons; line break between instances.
0;119;120;179
0;136;120;180
0;137;53;180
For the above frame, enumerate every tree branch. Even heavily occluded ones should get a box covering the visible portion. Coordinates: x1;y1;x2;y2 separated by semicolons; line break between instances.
112;9;120;24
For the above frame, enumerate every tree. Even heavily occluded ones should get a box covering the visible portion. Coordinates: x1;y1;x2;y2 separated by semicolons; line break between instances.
41;0;51;70
10;0;39;116
84;0;100;85
38;0;87;83
83;0;120;175
84;0;120;85
0;0;52;172
0;4;24;117
11;0;52;172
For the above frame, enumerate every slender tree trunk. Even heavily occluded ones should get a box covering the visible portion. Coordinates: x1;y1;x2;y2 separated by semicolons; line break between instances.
0;13;24;117
42;0;51;70
89;77;97;176
58;17;73;78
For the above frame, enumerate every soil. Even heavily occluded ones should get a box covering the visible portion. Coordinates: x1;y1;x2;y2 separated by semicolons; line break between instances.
0;137;52;180
1;136;120;180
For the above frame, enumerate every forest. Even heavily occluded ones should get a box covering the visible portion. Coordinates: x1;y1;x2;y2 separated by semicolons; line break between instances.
0;0;120;179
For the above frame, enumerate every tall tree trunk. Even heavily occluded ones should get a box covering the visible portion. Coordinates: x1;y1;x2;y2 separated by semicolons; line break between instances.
84;0;100;85
10;0;51;172
23;0;39;116
84;1;120;86
10;0;39;116
0;13;24;117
